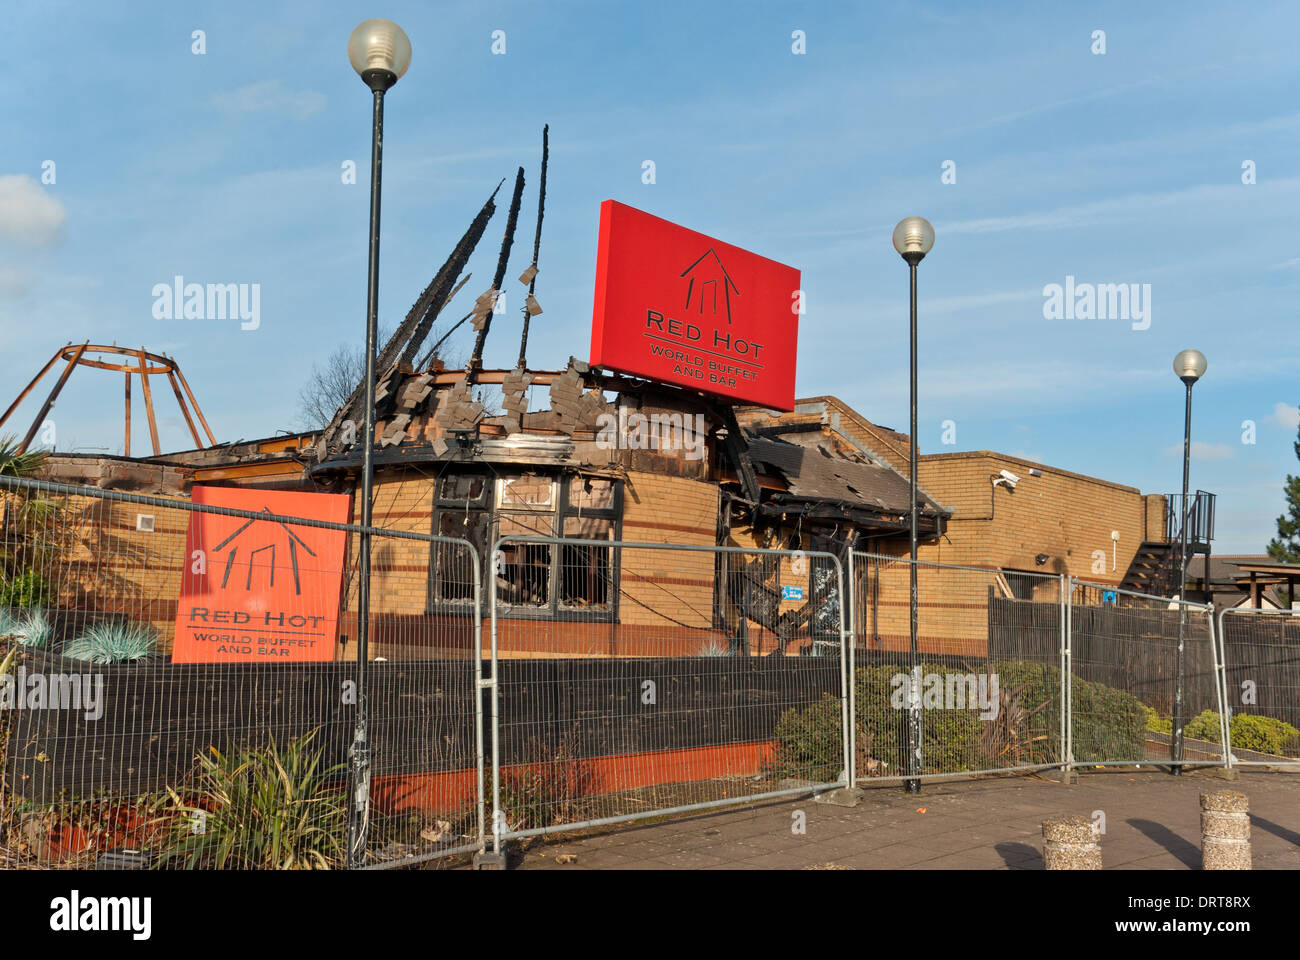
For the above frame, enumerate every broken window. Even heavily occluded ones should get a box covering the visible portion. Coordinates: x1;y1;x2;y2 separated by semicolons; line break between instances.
428;470;491;608
429;469;622;618
495;513;553;607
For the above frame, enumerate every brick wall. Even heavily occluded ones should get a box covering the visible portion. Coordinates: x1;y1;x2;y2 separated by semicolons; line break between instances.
902;452;1157;584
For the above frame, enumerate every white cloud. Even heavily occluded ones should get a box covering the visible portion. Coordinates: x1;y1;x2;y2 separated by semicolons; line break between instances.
942;178;1300;237
1163;440;1235;461
211;81;327;120
0;174;68;247
1270;402;1300;430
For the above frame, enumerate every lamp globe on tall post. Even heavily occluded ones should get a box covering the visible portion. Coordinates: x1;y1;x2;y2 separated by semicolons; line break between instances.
346;16;411;869
1170;348;1206;775
893;216;934;795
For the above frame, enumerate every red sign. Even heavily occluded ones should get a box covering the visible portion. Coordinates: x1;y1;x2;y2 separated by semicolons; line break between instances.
171;486;351;663
589;200;800;410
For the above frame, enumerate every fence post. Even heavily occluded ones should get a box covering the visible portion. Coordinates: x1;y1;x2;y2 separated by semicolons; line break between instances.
1064;577;1075;781
473;538;507;870
845;551;857;789
1058;574;1069;783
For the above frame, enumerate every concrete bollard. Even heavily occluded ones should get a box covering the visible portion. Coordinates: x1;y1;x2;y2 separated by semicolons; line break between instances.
1042;816;1101;870
1200;791;1251;870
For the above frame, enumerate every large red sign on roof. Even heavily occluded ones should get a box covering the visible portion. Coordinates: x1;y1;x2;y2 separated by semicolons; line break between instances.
589;201;800;410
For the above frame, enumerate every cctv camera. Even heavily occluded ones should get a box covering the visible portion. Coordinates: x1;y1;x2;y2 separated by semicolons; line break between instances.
999;469;1020;487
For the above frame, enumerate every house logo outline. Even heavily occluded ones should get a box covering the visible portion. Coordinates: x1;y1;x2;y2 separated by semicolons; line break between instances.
680;247;740;325
209;507;318;595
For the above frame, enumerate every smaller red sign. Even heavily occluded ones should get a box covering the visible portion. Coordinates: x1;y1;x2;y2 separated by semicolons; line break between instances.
171;486;351;663
590;201;800;410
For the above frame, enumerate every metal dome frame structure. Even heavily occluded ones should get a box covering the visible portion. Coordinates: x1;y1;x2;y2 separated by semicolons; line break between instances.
0;342;216;456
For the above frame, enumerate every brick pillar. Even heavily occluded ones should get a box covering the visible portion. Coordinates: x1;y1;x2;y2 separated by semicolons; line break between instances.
1201;790;1251;870
1042;816;1101;869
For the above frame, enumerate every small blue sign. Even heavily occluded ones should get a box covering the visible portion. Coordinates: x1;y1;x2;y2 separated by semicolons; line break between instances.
782;585;804;601
1102;590;1117;604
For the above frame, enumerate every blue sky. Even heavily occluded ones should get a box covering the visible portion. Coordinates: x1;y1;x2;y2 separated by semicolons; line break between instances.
1;0;1297;553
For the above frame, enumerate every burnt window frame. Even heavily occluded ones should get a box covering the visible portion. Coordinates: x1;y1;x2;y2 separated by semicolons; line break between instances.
426;467;623;621
427;469;492;612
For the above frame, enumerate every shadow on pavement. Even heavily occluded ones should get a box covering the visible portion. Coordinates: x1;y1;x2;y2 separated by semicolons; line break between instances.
1128;818;1200;868
1250;813;1300;847
994;841;1043;870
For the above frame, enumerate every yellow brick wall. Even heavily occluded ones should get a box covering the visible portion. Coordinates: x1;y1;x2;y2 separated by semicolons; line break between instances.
617;471;717;629
905;452;1155;583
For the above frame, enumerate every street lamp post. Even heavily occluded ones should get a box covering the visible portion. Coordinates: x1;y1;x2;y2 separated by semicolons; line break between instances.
893;216;935;795
1171;348;1207;776
345;17;411;869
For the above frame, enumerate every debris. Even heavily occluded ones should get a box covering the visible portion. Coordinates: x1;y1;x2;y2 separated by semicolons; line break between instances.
518;124;549;368
555;853;578;865
317;183;502;460
419;820;452;843
468;166;527;378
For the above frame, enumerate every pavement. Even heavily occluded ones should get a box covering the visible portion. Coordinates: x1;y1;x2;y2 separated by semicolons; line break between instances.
503;768;1300;870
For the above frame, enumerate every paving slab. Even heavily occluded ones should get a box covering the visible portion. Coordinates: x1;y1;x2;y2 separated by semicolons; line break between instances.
503;769;1300;870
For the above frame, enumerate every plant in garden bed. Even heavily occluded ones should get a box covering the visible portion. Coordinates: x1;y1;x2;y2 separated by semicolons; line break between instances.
697;638;735;657
0;570;54;609
495;730;596;835
62;620;157;663
157;729;347;870
0;607;51;648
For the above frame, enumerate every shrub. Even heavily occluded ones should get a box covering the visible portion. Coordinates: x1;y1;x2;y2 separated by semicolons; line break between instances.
158;729;347;869
0;569;54;609
63;620;157;663
768;660;1148;780
1144;706;1172;735
765;695;849;782
1184;709;1223;743
1181;709;1299;757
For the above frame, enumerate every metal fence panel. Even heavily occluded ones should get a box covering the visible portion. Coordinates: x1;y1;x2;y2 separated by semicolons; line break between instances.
1216;607;1300;768
0;475;482;869
487;537;850;847
850;552;1065;783
1067;579;1223;769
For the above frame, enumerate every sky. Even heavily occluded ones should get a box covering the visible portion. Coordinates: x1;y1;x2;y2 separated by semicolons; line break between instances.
1;0;1298;554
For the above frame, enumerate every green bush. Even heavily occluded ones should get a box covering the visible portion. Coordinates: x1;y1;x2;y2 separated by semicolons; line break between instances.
0;568;54;609
1181;709;1299;757
1144;706;1172;735
1184;709;1223;743
768;660;1149;780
